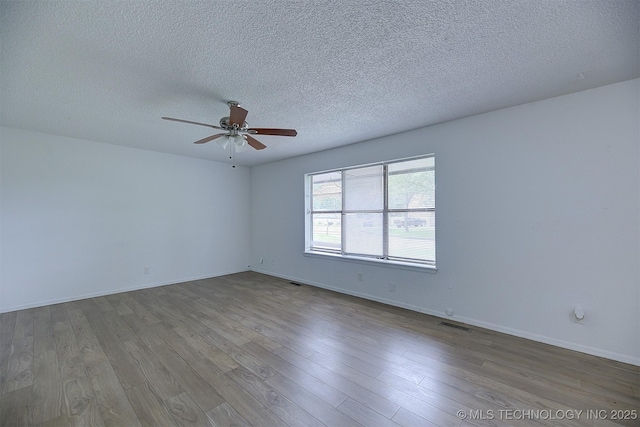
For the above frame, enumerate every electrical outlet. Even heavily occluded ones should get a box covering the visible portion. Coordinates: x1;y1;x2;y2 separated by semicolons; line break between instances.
144;267;149;274
389;282;396;292
357;272;363;281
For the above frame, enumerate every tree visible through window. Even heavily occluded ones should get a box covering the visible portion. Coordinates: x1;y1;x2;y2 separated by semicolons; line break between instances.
307;155;435;266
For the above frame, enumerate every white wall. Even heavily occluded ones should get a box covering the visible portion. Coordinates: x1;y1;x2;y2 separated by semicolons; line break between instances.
250;79;640;365
0;127;251;312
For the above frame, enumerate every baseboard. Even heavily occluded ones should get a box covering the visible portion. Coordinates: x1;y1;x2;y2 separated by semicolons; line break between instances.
448;314;640;366
0;268;248;313
251;268;640;367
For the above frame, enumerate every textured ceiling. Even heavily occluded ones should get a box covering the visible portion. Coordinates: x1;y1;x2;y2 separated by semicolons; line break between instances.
1;1;638;167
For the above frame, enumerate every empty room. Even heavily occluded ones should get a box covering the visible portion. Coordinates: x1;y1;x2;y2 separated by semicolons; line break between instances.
1;1;638;426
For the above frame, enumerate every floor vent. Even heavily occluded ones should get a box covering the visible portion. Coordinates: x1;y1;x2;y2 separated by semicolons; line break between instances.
439;321;472;332
289;281;302;286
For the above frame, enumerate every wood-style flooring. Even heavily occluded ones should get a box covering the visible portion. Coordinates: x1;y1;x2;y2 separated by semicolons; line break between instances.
0;272;638;426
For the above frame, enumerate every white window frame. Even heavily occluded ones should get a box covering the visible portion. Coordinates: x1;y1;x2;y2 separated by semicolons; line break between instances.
305;155;436;271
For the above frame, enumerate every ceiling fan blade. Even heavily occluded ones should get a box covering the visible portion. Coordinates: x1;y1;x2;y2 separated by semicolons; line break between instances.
194;133;226;144
248;128;297;137
229;105;248;126
162;117;223;130
245;134;267;150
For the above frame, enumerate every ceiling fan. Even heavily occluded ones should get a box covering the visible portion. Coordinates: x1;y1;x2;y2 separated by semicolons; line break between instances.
162;101;297;152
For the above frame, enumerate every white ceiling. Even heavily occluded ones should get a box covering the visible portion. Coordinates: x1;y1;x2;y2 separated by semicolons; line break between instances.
1;1;638;167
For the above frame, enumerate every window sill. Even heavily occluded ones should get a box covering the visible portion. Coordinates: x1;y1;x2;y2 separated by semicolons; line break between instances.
303;251;437;273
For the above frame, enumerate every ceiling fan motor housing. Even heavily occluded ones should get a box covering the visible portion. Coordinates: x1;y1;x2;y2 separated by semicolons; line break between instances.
219;117;249;134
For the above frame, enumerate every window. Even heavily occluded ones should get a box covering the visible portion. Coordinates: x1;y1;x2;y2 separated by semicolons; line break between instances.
306;155;435;268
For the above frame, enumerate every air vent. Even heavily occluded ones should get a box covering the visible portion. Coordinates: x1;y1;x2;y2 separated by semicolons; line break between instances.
439;321;471;332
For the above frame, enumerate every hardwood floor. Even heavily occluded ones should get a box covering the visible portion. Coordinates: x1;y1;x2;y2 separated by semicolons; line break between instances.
1;272;638;427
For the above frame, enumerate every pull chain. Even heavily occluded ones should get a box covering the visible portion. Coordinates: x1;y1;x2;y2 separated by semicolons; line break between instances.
229;137;236;168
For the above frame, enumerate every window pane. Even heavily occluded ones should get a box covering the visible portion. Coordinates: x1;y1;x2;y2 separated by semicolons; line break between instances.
388;157;434;209
344;165;383;211
388;211;435;262
344;213;382;256
311;213;341;251
312;172;342;211
307;155;435;267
